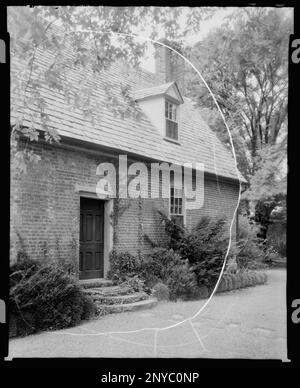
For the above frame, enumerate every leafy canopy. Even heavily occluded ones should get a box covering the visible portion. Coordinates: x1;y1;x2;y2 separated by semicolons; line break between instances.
9;6;214;173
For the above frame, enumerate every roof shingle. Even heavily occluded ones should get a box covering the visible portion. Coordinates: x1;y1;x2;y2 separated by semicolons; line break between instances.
11;45;246;183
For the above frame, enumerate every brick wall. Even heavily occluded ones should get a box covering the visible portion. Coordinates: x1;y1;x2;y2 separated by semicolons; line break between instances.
187;176;239;235
10;139;240;273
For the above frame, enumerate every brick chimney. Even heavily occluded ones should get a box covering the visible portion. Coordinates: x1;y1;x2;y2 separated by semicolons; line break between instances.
154;38;186;95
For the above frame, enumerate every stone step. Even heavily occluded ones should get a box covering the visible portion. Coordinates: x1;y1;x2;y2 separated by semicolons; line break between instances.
93;292;148;305
80;279;114;289
84;285;132;297
99;298;158;314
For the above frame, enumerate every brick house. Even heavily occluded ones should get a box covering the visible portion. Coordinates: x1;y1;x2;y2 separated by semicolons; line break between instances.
10;38;244;280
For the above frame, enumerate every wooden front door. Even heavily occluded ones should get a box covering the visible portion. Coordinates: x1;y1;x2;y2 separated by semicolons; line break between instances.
79;197;104;279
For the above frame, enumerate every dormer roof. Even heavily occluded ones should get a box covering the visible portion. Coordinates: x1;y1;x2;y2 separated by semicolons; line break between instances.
133;81;184;104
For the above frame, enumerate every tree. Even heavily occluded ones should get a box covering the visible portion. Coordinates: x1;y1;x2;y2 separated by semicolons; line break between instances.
185;8;291;239
9;6;214;172
243;136;287;239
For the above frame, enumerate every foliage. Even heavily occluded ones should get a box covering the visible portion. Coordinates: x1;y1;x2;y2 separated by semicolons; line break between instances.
235;215;267;270
186;8;290;239
152;282;170;301
10;257;42;288
244;142;287;204
108;248;198;300
10;261;95;336
9;6;214;172
161;215;229;288
266;218;286;258
120;275;146;294
157;210;185;250
107;250;140;283
140;248;198;300
242;141;287;240
217;270;267;293
81;294;97;320
188;8;291;174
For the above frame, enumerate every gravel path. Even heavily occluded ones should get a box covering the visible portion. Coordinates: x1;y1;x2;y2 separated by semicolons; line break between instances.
7;269;287;359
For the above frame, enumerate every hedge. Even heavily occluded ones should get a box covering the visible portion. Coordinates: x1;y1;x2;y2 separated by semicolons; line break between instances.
216;271;267;294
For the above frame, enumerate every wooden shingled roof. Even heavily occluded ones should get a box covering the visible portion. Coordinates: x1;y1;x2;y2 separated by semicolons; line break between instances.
11;38;245;183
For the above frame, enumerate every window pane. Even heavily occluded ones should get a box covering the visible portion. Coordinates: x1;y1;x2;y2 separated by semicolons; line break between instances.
174;125;178;140
173;105;176;121
165;101;169;118
166;120;178;140
173;215;184;227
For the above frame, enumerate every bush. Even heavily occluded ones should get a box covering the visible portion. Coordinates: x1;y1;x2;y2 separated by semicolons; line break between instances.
216;270;267;293
81;294;97;320
120;275;146;293
10;261;96;336
267;219;286;258
107;250;140;283
156;214;231;289
140;248;198;300
108;248;198;300
152;283;170;301
158;211;185;250
10;257;42;288
178;217;229;288
197;285;209;299
236;216;266;270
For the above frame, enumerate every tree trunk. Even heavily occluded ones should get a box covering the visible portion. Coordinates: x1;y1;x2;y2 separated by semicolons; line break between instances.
254;200;275;241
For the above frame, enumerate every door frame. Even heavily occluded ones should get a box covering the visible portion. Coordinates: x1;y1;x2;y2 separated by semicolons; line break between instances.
76;185;113;278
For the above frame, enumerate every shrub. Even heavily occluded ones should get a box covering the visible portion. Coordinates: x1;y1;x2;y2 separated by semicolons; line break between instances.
107;250;140;283
217;278;226;293
10;261;95;336
267;219;286;258
179;217;229;288
226;275;233;291
216;270;267;293
140;248;198;300
107;248;198;300
158;213;232;289
81;294;97;320
10;257;42;288
120;275;146;293
157;211;185;250
152;283;170;301
197;285;209;299
236;216;266;270
160;215;231;288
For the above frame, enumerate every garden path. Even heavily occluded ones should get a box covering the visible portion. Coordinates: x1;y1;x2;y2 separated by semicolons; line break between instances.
7;269;287;359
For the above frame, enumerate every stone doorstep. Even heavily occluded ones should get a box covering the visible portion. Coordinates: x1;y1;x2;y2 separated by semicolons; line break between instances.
99;298;158;314
83;286;132;297
79;278;114;289
92;291;148;305
80;278;157;315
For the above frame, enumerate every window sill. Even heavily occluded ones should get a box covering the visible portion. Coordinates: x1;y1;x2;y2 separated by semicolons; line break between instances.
163;137;181;145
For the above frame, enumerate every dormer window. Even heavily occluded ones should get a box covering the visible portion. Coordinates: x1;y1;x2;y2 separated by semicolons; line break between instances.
133;81;183;142
165;100;178;141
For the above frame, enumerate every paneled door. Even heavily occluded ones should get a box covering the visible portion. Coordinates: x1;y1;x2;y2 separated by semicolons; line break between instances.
79;197;104;279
